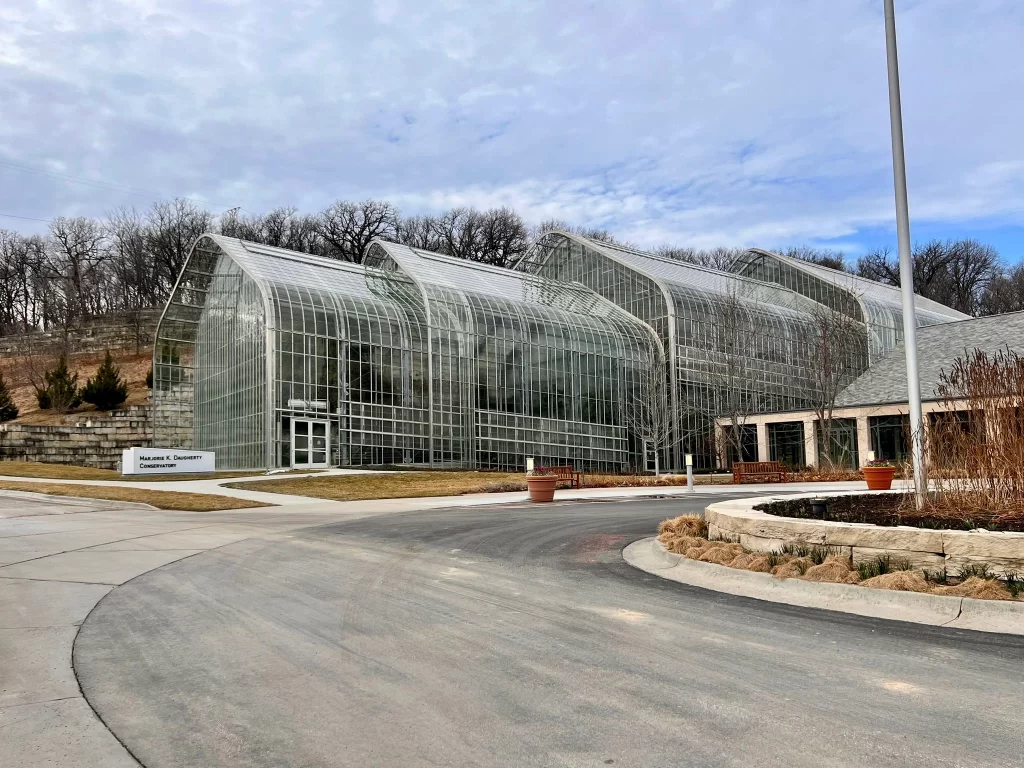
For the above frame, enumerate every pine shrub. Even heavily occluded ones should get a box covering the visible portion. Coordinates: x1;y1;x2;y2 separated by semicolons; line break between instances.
43;356;82;414
0;373;18;422
81;351;128;411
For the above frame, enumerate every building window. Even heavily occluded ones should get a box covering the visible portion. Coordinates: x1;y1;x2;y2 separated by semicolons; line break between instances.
768;421;805;469
722;424;758;467
816;418;858;469
869;415;909;463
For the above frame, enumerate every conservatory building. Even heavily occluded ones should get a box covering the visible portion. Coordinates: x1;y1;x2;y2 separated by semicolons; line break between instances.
152;233;966;472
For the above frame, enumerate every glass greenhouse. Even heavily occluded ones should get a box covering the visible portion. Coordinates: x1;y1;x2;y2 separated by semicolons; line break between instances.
153;232;966;471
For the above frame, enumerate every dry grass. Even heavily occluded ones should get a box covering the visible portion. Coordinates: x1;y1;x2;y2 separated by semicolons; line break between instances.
656;515;1020;601
0;481;271;511
0;461;262;482
228;471;720;501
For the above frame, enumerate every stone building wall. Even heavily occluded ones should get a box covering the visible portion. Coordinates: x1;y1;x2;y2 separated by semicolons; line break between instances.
0;405;152;470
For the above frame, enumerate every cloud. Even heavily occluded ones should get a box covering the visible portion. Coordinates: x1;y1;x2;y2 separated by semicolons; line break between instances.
0;0;1022;253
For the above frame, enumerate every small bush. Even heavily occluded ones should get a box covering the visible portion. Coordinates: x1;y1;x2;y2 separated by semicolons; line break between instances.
1006;572;1023;599
35;387;51;410
81;351;128;411
856;555;912;580
766;552;785;569
42;356;81;414
145;365;153;388
957;563;995;581
0;373;18;422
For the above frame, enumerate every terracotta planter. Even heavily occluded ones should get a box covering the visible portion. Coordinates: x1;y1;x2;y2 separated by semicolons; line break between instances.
863;466;896;491
527;476;557;502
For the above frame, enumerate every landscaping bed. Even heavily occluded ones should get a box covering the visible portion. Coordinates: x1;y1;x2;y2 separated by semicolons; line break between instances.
658;515;1023;601
755;493;1024;532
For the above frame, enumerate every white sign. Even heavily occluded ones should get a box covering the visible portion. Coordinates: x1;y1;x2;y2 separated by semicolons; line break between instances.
121;447;216;475
287;399;328;410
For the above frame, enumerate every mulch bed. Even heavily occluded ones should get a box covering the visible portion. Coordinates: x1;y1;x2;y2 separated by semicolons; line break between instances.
754;493;1024;532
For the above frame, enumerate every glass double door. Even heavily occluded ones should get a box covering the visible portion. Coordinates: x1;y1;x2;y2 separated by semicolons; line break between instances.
292;419;330;468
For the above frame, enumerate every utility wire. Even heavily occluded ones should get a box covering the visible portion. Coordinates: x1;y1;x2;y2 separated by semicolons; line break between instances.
0;212;51;223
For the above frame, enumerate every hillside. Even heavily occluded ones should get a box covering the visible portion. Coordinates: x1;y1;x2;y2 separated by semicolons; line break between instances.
1;348;152;425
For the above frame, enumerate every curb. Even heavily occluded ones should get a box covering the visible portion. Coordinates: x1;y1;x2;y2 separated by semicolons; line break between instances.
623;537;1024;636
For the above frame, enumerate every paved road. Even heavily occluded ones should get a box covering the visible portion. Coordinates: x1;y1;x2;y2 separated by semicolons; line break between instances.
75;496;1024;768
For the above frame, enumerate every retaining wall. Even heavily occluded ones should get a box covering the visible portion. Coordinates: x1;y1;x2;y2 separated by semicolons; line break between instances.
706;492;1024;578
0;310;160;356
0;405;151;469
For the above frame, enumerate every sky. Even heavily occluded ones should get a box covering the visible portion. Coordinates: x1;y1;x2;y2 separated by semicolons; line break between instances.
1;0;1023;261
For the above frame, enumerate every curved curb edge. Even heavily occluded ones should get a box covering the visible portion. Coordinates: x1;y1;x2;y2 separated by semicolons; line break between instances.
623;537;1024;636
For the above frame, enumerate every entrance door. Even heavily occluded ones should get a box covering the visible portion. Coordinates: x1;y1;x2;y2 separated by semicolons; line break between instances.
291;419;330;468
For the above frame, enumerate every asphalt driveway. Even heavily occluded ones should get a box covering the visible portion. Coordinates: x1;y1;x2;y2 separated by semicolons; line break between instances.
74;496;1024;768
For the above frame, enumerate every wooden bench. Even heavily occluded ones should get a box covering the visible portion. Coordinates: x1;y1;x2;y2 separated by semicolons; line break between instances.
545;465;583;489
732;460;787;484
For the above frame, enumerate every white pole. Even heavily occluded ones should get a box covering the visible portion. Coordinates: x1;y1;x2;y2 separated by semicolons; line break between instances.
883;0;926;509
686;453;694;493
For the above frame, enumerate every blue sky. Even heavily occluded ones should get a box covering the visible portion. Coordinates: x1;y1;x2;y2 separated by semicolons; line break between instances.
1;0;1022;261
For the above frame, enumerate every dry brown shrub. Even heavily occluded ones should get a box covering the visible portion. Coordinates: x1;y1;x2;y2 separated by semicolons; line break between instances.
698;543;744;566
860;571;932;593
744;554;774;573
730;553;755;569
657;515;708;538
802;557;854;583
843;571;863;584
685;544;710;560
933;577;1015;601
659;535;705;555
771;557;810;579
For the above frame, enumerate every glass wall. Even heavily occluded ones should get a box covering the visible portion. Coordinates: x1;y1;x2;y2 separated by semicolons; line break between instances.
732;249;968;362
520;233;834;470
155;233;967;472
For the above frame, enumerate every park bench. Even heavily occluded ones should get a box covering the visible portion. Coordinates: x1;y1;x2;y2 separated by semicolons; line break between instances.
732;460;787;484
546;465;584;489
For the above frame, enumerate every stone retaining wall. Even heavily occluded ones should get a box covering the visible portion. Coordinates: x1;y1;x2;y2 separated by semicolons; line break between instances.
0;405;151;469
706;492;1024;579
0;310;160;356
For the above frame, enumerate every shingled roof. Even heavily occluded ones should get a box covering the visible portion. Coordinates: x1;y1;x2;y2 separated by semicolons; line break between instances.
834;311;1024;408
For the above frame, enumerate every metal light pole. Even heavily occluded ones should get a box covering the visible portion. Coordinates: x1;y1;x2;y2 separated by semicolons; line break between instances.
883;0;926;509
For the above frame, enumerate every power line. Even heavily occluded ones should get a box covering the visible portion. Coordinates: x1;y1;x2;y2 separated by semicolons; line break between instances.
0;159;239;210
0;212;51;224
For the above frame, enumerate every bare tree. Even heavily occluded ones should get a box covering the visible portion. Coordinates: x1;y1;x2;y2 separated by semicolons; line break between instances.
980;263;1024;316
316;200;399;263
805;303;868;469
477;207;529;268
145;198;214;291
46;216;109;325
855;239;1002;315
623;343;678;474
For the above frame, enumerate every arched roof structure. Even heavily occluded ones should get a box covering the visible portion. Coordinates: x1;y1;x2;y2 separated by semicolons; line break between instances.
731;248;969;361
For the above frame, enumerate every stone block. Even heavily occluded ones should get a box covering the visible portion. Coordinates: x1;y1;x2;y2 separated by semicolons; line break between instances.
941;530;1024;560
852;546;945;573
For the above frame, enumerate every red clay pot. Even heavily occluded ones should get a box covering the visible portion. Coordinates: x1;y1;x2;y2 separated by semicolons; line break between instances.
863;466;896;491
527;476;557;502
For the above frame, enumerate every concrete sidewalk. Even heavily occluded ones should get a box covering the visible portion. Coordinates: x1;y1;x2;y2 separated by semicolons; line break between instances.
0;470;889;507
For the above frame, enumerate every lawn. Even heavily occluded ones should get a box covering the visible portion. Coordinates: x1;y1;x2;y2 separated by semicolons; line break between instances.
226;470;715;502
0;481;272;511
